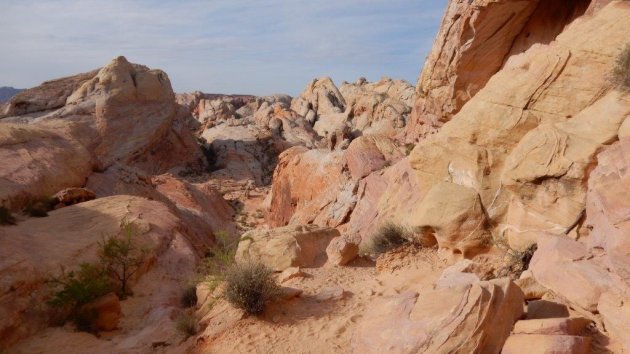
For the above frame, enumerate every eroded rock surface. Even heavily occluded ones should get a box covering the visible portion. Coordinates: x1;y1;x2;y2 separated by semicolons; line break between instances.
353;278;524;353
235;224;340;270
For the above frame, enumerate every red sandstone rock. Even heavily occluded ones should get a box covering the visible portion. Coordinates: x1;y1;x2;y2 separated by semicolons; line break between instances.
79;292;121;332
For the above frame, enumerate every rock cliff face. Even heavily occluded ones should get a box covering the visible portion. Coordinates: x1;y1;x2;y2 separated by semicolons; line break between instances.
273;0;629;254
262;1;630;351
404;0;593;141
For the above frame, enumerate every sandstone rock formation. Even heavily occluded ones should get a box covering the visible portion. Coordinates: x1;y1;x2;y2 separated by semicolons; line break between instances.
267;147;357;228
409;182;489;260
340;77;414;138
252;3;630;351
0;56;206;209
79;293;122;332
1;70;98;117
3;0;630;352
290;76;415;141
235;224;339;270
0;124;93;209
291;77;346;122
325;235;359;267
342;135;403;180
0;57;237;351
0;196;186;348
353;278;524;353
340;1;630;253
51;187;96;208
405;0;594;140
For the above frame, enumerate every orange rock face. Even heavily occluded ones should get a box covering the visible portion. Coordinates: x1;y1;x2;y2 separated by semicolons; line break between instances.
405;0;593;141
79;293;122;332
267;146;357;228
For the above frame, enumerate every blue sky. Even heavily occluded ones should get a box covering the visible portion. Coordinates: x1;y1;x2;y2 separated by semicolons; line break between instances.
0;0;447;95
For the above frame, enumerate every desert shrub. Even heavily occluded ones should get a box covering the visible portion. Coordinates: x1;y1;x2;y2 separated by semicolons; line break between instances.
175;311;198;338
98;220;148;299
181;284;198;308
362;222;411;256
223;261;279;315
496;243;538;279
47;263;112;331
199;230;237;278
0;206;16;225
23;197;54;217
612;43;630;91
197;137;218;172
47;263;111;308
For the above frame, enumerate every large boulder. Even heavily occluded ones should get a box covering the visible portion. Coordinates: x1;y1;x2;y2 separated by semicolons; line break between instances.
339;77;414;138
502;334;591;354
51;187;96;208
291;77;346;120
79;293;122;332
0;124;93;209
529;236;612;312
342;135;403;180
352;278;524;353
235;224;340;271
267;147;357;228
325;235;360;267
407;182;490;260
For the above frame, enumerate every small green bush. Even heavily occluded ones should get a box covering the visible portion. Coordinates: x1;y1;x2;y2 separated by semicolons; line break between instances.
613;44;630;91
47;263;113;331
47;263;112;308
363;222;411;256
98;220;148;299
0;206;16;225
23;198;53;217
199;230;237;278
181;285;198;308
224;261;279;315
175;311;198;338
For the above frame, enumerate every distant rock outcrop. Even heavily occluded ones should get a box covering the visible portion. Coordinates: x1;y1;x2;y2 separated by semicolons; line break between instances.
0;56;205;209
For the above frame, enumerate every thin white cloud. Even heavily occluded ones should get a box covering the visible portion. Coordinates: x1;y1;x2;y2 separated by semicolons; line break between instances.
0;0;447;95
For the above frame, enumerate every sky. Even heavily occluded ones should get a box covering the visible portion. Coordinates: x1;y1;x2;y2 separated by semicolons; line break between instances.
0;0;447;96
